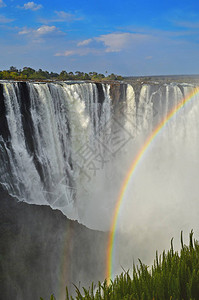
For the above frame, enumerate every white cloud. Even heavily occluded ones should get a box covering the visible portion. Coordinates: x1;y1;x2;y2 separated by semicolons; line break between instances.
77;38;92;46
0;0;6;8
40;10;82;24
55;48;99;57
175;21;199;29
20;2;42;11
55;50;75;56
55;11;76;21
36;25;57;35
18;28;31;35
76;32;150;53
95;32;149;52
0;14;14;23
55;32;151;57
18;25;64;39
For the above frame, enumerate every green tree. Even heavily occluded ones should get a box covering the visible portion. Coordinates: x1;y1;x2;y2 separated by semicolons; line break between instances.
59;71;69;80
75;71;84;79
2;71;11;79
9;66;18;73
107;73;117;80
83;73;90;80
50;72;59;78
116;75;123;80
22;67;35;77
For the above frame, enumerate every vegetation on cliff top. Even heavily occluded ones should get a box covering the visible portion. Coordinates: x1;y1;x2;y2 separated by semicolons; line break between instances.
44;231;199;300
0;66;123;81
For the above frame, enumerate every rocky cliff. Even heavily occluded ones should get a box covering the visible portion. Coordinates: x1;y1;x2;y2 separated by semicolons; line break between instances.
0;189;107;300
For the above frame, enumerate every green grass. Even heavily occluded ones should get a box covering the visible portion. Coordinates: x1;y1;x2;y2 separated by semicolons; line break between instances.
44;231;199;300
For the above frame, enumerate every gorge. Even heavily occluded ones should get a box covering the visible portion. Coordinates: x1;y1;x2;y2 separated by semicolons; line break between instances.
1;79;199;299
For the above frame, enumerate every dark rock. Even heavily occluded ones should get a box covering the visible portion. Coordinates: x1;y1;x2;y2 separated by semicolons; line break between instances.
95;83;105;104
0;192;107;300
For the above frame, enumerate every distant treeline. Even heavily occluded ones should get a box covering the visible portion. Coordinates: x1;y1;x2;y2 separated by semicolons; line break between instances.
0;66;123;81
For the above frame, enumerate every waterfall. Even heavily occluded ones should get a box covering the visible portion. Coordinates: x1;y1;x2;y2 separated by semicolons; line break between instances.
0;80;199;226
0;81;114;219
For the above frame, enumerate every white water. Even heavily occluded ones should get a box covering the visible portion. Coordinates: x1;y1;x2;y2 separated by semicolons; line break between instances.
1;81;199;274
0;82;114;219
111;83;199;276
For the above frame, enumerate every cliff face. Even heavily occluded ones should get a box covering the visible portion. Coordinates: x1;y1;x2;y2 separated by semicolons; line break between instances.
1;79;198;300
0;189;107;300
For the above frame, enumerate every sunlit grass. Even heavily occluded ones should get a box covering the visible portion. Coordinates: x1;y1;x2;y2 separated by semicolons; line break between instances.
44;231;199;300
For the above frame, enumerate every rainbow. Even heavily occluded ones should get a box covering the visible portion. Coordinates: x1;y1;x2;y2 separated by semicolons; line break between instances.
106;86;199;283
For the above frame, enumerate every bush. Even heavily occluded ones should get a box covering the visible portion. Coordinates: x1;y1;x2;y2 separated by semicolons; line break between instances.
0;67;123;81
44;231;199;299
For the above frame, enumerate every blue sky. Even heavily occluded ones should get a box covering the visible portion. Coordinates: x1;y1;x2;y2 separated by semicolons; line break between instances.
0;0;199;75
